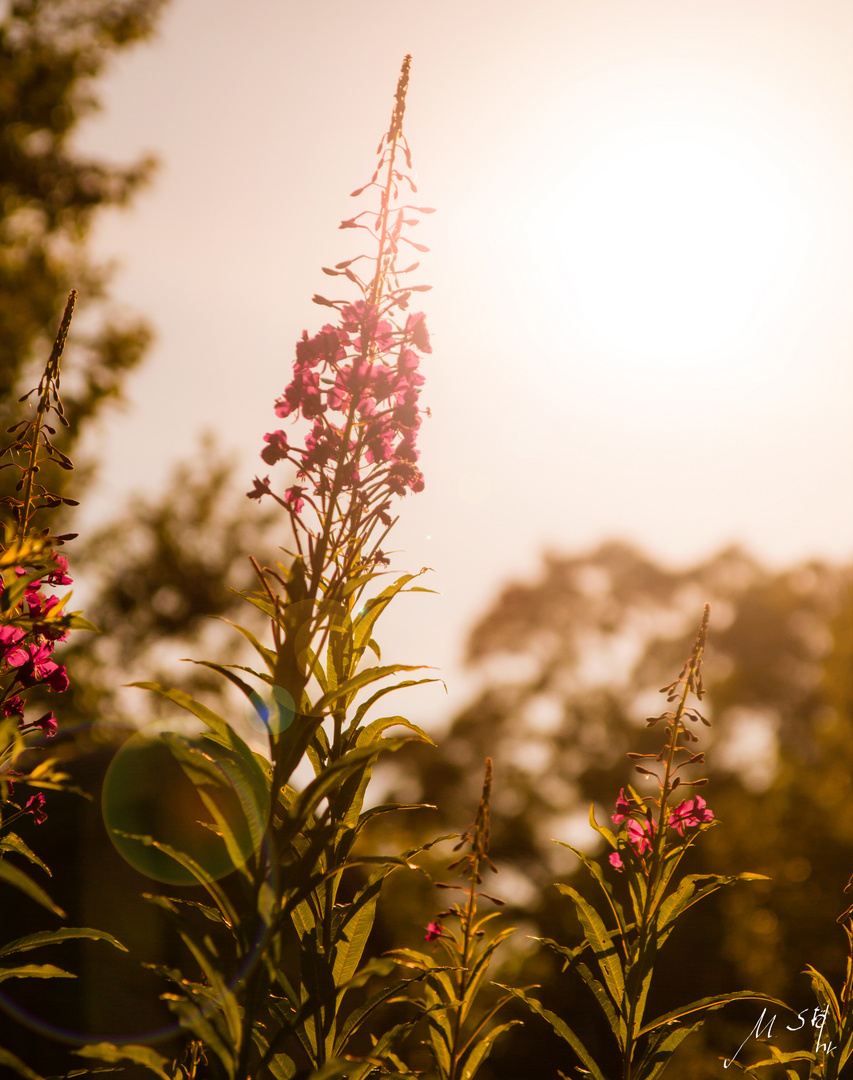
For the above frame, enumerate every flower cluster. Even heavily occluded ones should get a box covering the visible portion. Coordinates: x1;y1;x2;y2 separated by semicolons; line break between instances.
248;55;433;589
256;302;430;505
608;787;714;872
1;555;70;701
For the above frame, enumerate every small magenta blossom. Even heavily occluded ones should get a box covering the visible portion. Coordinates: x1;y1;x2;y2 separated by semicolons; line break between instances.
612;788;631;824
667;795;714;836
25;791;47;824
425;920;443;942
626;817;656;856
609;851;624;872
20;712;57;738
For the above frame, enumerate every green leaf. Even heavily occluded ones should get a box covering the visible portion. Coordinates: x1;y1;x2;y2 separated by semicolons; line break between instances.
143;893;228;925
588;803;619;849
637;991;792;1038
634;1019;703;1080
806;963;842;1026
332;891;378;990
333;974;423;1056
217;615;278;673
0;1046;44;1080
359;714;436;749
133;681;271;815
552;839;628;942
73;1042;171;1079
111;831;237;927
351;677;443;728
162;994;236;1072
573;959;626;1048
0;927;127;959
0;963;74;982
0;860;64;916
494;984;607;1080
314;663;430;715
555;883;625;1004
0;833;50;874
459;1020;524;1080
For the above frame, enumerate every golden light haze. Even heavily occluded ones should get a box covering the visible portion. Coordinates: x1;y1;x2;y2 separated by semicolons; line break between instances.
73;0;853;720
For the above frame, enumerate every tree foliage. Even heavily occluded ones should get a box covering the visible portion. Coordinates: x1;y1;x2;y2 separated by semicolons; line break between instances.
0;0;166;459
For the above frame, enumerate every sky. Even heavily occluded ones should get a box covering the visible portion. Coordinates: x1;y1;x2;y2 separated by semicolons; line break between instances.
72;0;853;726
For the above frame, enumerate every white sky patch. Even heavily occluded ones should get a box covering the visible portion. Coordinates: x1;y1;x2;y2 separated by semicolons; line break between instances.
716;707;779;792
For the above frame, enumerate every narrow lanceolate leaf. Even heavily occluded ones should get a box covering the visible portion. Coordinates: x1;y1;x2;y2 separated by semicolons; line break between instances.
351;571;428;660
553;839;628;942
0;927;127;959
494;985;607;1080
0;1046;44;1080
806;964;842;1025
555;884;625;1004
217;616;278;674
111;831;237;928
314;662;429;714
350;676;442;728
459;1020;524;1080
634;1018;703;1080
636;991;792;1037
0;833;50;874
73;1043;172;1079
333;974;423;1056
0;963;74;982
131;681;271;810
573;959;626;1048
0;861;64;916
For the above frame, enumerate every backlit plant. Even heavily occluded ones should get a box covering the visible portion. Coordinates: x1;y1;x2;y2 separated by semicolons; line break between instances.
78;57;448;1080
501;606;787;1080
0;292;126;1080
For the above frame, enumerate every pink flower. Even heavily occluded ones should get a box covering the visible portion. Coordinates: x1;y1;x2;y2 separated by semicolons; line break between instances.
626;818;656;856
247;476;271;500
26;792;47;825
13;643;68;692
425;920;443;941
609;852;624;872
0;625;27;667
612;788;631;824
405;311;432;353
2;695;24;719
21;712;57;738
667;796;714;836
46;554;72;586
284;486;305;514
261;430;290;466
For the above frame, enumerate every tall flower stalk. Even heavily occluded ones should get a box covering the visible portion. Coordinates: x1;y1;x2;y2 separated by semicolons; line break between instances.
392;759;522;1080
504;607;787;1080
90;58;442;1080
0;293;125;1080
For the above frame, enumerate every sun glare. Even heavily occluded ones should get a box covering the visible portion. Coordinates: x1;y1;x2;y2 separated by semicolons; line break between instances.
558;127;794;362
481;92;827;388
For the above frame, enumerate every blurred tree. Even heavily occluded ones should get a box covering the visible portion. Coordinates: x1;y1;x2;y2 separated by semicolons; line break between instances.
386;542;853;1079
0;0;168;464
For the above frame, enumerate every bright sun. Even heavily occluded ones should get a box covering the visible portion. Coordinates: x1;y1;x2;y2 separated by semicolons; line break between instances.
485;99;820;382
556;127;794;362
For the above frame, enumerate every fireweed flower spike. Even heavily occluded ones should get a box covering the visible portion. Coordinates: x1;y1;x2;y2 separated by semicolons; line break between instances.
505;606;785;1080
122;61;448;1080
249;53;435;607
0;292;84;812
392;760;522;1080
0;298;125;1080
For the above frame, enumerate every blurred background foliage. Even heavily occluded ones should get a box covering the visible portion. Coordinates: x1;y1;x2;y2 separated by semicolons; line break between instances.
1;2;852;1077
382;542;853;1078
